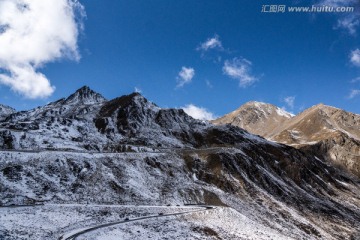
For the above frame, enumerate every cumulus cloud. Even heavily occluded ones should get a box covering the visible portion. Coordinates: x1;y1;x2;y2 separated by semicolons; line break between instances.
223;58;258;87
176;67;195;88
182;104;216;121
197;34;223;51
284;96;296;109
0;0;85;98
350;49;360;66
348;89;360;98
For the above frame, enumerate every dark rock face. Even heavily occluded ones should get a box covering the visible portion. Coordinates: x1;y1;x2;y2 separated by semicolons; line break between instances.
0;130;15;149
94;92;209;147
300;132;360;177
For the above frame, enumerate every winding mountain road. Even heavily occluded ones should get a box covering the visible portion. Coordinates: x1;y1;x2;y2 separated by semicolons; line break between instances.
58;205;215;240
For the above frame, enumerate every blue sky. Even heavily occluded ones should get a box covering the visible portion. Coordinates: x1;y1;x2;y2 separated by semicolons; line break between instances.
0;0;360;119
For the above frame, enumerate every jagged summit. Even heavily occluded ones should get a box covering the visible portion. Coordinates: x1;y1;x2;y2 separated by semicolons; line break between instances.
64;85;107;104
94;91;212;147
98;92;158;117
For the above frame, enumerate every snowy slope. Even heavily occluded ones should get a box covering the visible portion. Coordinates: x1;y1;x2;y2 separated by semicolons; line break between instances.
0;86;114;151
0;104;16;121
1;146;360;239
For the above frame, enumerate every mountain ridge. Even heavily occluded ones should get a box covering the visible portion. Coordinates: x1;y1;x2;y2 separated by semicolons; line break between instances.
212;101;294;138
212;100;360;177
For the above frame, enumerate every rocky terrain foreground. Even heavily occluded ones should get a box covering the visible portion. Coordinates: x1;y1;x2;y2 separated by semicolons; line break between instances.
1;87;360;239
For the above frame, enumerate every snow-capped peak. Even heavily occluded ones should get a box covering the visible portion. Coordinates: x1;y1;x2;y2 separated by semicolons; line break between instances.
64;86;107;105
276;107;294;118
241;101;293;118
0;104;16;117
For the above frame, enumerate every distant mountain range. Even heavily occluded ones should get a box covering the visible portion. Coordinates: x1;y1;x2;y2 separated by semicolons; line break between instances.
212;102;360;177
1;87;360;239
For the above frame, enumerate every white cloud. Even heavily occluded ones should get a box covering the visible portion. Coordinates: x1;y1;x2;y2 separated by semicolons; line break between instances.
223;58;258;87
318;0;357;7
317;0;360;34
348;89;360;98
176;67;195;88
182;104;216;121
205;80;213;88
350;49;360;66
284;96;295;109
0;0;85;98
336;15;359;35
197;34;223;51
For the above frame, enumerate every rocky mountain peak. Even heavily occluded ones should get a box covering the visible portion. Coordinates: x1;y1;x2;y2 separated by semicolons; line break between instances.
0;104;16;116
94;92;208;147
98;92;159;118
212;101;293;138
242;101;294;118
215;100;360;177
64;86;107;105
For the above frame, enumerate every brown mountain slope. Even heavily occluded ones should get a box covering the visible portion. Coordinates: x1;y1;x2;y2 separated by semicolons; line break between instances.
212;102;360;177
211;101;293;138
271;104;360;145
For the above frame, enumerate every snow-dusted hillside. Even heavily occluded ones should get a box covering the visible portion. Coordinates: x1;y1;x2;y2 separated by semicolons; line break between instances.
0;86;109;151
0;104;16;121
1;87;360;239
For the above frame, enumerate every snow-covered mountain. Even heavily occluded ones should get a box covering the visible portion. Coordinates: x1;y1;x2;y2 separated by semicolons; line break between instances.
1;87;360;239
0;104;16;121
94;92;207;148
0;87;261;151
0;86;108;151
